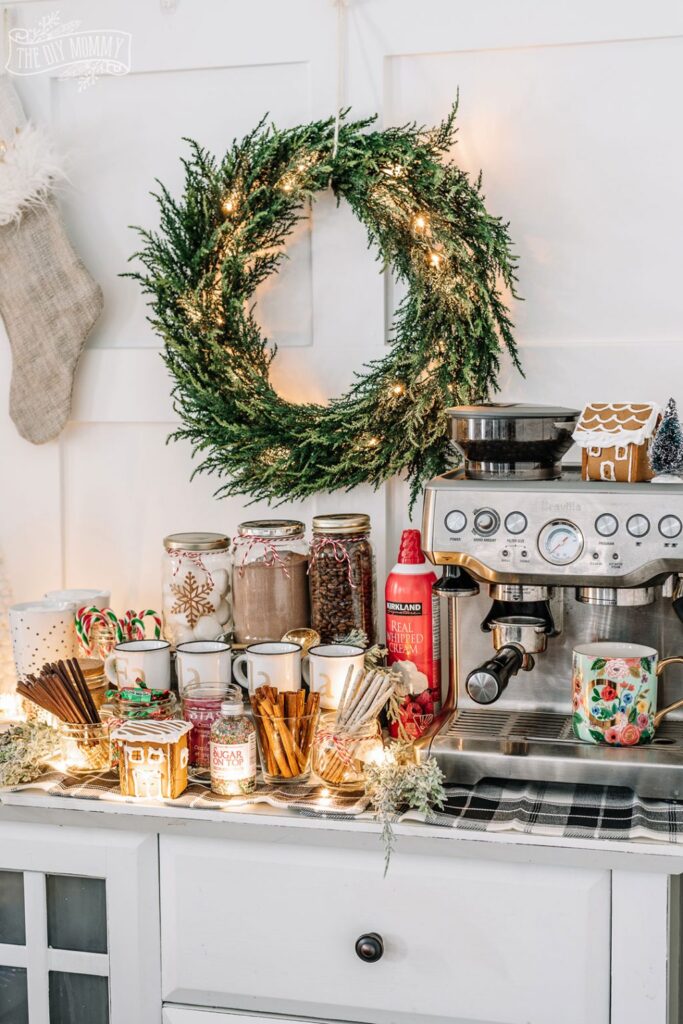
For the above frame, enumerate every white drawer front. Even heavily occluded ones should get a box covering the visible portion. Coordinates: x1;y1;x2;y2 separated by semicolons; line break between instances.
163;1010;307;1024
160;835;609;1024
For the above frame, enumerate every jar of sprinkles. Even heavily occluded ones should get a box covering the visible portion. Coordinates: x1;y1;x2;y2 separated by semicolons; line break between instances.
308;514;377;645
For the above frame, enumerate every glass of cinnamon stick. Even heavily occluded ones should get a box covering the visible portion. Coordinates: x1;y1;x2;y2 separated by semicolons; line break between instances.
250;686;319;785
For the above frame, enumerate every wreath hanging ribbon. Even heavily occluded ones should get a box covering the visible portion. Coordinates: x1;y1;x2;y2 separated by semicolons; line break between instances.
129;104;520;506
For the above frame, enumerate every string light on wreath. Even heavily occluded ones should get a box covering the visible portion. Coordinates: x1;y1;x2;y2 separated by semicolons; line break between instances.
129;105;520;507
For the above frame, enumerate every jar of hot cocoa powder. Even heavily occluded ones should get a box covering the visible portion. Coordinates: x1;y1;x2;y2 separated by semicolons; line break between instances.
232;521;310;644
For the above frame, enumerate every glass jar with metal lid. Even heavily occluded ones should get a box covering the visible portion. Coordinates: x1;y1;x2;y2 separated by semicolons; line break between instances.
162;532;232;646
309;514;377;645
232;520;310;644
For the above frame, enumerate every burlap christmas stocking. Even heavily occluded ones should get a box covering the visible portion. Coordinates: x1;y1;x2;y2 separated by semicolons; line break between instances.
0;76;102;444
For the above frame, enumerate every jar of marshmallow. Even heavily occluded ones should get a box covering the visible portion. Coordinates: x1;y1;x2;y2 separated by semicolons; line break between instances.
162;533;232;646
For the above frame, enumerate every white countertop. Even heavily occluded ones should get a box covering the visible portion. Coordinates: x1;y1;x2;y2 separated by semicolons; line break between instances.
3;785;683;875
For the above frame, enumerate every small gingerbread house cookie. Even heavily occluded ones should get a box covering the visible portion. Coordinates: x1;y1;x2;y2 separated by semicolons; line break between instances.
111;719;192;799
572;403;660;482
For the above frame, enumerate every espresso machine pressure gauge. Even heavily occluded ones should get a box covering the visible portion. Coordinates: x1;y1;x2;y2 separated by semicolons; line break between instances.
538;520;584;565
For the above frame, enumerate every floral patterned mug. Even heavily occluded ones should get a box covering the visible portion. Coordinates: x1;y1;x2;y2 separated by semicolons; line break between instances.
572;643;683;746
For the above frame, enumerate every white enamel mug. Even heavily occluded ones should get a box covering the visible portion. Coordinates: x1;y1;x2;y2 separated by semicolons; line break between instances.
104;639;171;690
44;588;111;612
9;600;79;678
233;641;302;694
303;644;365;710
176;640;232;694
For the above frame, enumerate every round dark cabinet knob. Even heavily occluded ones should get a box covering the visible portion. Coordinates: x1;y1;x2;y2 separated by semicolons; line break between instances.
355;932;384;963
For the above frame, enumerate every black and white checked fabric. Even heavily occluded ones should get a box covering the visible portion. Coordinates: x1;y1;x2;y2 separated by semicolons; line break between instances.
6;772;683;842
402;779;683;843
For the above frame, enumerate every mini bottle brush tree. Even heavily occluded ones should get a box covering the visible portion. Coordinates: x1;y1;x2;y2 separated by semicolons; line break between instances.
649;398;683;483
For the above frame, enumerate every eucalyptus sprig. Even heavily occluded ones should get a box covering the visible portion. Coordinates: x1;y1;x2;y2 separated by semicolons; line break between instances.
364;742;446;874
128;104;519;507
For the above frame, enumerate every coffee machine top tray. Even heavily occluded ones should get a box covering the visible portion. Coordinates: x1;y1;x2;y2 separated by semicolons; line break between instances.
422;471;683;588
429;707;683;800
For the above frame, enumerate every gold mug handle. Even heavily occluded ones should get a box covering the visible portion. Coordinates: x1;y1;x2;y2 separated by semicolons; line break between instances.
653;657;683;727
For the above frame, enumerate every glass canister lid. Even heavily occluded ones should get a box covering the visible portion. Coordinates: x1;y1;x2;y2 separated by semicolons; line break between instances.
312;513;371;535
447;404;579;420
164;532;230;551
237;520;304;538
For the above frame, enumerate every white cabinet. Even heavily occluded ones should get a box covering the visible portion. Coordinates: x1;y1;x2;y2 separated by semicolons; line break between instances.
160;834;610;1024
0;821;159;1024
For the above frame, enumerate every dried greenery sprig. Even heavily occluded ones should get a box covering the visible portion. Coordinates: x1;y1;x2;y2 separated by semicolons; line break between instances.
128;104;519;507
364;742;446;874
0;721;59;788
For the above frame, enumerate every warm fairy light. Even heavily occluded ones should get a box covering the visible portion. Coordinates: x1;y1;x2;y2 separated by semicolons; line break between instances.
429;251;443;268
364;742;392;766
366;435;381;447
413;214;428;231
0;693;25;722
390;382;405;397
222;196;237;215
280;175;295;193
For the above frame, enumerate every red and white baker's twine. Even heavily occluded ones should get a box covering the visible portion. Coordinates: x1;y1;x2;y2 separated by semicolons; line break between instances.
166;547;214;588
308;535;365;589
233;535;293;578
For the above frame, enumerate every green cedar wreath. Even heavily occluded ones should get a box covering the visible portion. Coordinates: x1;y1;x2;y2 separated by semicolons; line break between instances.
130;105;519;505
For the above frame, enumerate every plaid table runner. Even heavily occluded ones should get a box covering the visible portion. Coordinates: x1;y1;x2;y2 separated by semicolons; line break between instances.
5;771;683;844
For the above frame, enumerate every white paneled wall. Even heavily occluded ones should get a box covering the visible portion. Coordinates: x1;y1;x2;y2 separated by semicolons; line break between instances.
0;0;681;615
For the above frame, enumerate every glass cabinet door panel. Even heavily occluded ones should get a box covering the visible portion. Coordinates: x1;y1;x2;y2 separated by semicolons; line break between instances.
0;872;25;946
46;876;107;954
0;965;28;1024
48;972;109;1024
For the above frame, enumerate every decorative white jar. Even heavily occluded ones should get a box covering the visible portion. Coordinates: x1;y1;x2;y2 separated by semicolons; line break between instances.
162;533;232;646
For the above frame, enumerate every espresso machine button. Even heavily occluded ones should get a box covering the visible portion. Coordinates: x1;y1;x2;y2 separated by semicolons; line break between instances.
626;514;650;537
444;509;467;534
474;509;500;535
504;511;527;535
659;515;682;539
595;513;618;537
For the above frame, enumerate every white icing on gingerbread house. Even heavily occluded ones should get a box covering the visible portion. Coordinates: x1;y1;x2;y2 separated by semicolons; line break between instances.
111;719;192;799
572;402;660;483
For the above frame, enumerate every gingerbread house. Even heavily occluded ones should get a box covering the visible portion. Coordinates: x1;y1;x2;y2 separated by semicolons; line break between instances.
111;719;192;799
572;403;660;483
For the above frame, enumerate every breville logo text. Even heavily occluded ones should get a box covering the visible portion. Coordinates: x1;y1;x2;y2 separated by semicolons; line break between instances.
539;500;582;515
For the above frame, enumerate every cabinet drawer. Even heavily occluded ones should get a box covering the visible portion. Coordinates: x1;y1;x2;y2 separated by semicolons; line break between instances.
160;835;609;1024
163;1010;310;1024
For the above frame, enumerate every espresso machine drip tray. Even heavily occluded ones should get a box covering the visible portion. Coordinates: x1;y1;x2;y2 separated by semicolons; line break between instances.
430;710;683;800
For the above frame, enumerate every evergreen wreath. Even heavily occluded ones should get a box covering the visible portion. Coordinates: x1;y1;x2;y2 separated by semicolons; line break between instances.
129;105;519;505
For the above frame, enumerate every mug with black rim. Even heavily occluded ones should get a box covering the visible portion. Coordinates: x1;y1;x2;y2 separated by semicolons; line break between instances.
104;639;171;690
176;640;232;694
232;641;302;694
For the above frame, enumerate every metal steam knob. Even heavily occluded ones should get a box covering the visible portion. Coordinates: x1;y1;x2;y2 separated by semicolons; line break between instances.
355;933;384;963
466;645;525;705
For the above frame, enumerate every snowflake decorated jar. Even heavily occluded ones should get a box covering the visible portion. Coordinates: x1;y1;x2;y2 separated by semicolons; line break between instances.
162;533;232;646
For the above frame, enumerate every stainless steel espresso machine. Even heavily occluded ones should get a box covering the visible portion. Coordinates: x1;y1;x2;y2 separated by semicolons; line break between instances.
422;404;683;798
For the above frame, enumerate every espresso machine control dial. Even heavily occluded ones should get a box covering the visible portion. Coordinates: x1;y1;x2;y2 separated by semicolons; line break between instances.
659;515;682;538
474;509;500;535
538;520;584;565
627;514;650;537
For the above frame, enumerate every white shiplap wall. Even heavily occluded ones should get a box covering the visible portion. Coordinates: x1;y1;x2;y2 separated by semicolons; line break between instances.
0;0;681;615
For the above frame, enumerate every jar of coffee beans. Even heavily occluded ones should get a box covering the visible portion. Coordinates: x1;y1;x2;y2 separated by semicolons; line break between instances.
309;514;377;645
